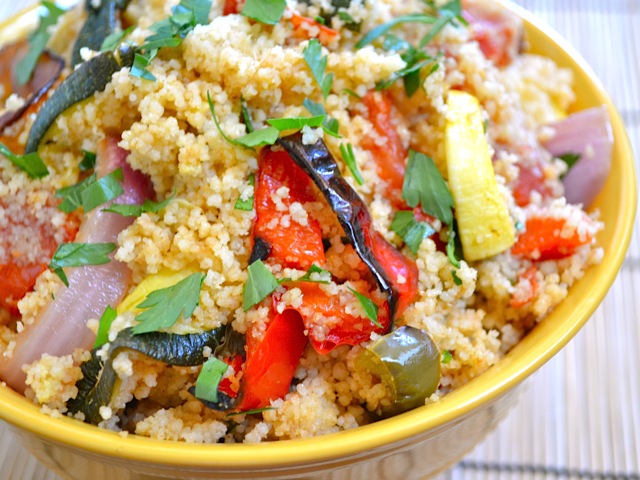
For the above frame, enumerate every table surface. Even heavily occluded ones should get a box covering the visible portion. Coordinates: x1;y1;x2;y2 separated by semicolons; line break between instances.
0;1;638;479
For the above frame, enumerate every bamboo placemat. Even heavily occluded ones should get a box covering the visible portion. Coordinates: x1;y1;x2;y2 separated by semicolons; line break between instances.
0;1;638;479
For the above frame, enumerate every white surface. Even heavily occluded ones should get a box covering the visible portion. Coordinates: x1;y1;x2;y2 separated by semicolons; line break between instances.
0;1;638;479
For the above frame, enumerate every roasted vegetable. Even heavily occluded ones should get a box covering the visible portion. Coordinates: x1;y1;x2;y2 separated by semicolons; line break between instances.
445;90;515;262
25;45;135;154
355;326;440;416
71;0;131;66
511;216;593;261
278;134;418;320
67;327;225;425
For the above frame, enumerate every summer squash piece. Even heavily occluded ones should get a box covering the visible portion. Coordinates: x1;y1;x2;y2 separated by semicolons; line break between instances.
0;137;153;392
25;45;135;154
277;134;418;321
71;0;132;67
445;90;514;262
355;326;440;417
542;106;613;207
68;327;225;424
0;40;64;137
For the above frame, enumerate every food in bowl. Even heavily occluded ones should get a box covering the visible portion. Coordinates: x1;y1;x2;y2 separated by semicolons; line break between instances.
0;0;611;444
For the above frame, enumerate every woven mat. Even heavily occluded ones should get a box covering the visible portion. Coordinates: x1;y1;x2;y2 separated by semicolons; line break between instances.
0;1;638;479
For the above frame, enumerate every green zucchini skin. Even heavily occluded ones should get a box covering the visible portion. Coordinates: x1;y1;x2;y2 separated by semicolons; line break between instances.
25;45;135;155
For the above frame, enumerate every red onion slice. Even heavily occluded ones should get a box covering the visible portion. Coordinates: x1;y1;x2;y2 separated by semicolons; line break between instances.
0;137;152;392
542;106;613;207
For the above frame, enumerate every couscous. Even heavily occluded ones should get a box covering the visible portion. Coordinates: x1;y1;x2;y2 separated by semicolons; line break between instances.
0;0;608;443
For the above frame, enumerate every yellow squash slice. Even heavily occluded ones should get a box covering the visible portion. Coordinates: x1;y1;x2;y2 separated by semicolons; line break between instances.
445;90;515;262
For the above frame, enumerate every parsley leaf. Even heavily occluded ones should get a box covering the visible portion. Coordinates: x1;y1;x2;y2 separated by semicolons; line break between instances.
81;168;124;212
16;1;67;86
340;143;364;185
349;288;381;327
240;97;254;133
195;357;228;403
446;228;461;268
390;210;435;254
451;269;462;286
131;52;158;81
356;13;437;48
0;143;49;179
298;264;331;284
558;152;581;173
132;272;206;334
303;98;342;138
234;174;255;211
235;127;280;148
94;306;118;349
441;350;453;364
241;0;286;25
49;242;116;286
242;260;280;311
266;115;325;131
103;193;176;217
56;174;96;213
419;0;463;48
79;150;97;172
303;39;334;100
100;26;135;52
402;150;454;225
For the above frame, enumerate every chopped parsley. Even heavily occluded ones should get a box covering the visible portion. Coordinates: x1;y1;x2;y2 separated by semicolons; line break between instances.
280;264;332;284
339;143;364;185
349;288;381;327
79;150;97;172
94;306;118;349
242;260;280;311
355;13;437;48
446;229;461;269
441;350;453;364
402;150;454;226
234;174;255;211
558;152;581;173
240;97;254;133
303;39;334;100
49;242;116;286
451;269;463;286
235;127;280;148
0;143;49;179
100;26;135;52
241;0;287;25
56;169;124;213
131;0;212;81
303;98;342;138
418;0;465;48
103;193;176;217
132;272;206;334
266;115;325;131
195;357;228;403
16;1;67;86
390;210;435;254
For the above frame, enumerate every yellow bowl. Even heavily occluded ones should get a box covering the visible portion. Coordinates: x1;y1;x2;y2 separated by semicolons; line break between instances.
0;2;636;479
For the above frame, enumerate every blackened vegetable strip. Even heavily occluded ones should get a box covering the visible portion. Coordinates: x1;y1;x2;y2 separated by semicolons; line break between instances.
67;327;225;425
71;0;132;66
25;45;135;154
277;133;399;319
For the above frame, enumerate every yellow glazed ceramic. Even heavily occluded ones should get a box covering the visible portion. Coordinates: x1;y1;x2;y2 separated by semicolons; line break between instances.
0;2;636;479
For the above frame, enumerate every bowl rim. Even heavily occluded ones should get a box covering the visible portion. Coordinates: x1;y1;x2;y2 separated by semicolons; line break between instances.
0;0;636;471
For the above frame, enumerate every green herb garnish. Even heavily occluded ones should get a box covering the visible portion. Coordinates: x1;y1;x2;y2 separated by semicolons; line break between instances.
242;260;280;311
558;152;581;172
339;143;364;185
0;143;49;179
79;150;97;172
266;115;325;131
402;150;454;226
390;210;435;254
349;287;381;327
441;350;453;364
235;127;280;148
241;0;286;25
81;168;124;212
297;264;332;284
303;39;334;100
240;97;254;133
16;1;67;86
131;272;206;334
49;242;116;286
234;174;255;211
446;228;461;269
355;13;437;49
451;269;462;286
195;357;229;403
418;0;465;48
100;25;135;52
94;306;118;349
303;98;342;138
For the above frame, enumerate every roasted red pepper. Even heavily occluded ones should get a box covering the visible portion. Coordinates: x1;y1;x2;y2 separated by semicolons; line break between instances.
289;10;339;45
512;216;593;261
236;309;307;411
253;148;325;270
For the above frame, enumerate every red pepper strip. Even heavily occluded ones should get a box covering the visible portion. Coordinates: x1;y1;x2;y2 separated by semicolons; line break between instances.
277;134;418;322
253;148;325;270
235;309;307;411
361;91;408;207
289;10;339;45
217;354;243;398
511;216;592;261
0;40;64;137
0;198;79;315
223;0;240;15
294;282;390;354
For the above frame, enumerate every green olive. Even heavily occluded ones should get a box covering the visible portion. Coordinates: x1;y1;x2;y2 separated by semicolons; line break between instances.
355;326;440;417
